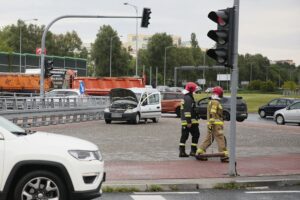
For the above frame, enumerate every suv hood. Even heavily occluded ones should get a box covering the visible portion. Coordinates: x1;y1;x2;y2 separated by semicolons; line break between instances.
21;131;98;151
110;88;138;103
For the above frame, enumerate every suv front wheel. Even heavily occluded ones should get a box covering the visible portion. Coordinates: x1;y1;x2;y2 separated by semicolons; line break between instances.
259;110;266;118
275;115;285;125
14;170;67;200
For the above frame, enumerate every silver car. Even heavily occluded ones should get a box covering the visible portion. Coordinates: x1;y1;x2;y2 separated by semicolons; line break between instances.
274;101;300;125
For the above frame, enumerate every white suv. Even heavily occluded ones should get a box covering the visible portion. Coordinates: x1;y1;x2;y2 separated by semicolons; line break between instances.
0;116;105;200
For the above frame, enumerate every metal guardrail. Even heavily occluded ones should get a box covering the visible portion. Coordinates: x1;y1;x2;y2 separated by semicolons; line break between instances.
0;96;110;127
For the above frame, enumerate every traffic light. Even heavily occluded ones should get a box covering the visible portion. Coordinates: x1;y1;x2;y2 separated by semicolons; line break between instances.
44;60;54;78
206;7;235;68
141;8;151;28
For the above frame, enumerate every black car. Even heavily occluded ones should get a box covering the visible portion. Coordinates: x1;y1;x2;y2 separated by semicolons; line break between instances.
258;98;299;118
195;96;248;122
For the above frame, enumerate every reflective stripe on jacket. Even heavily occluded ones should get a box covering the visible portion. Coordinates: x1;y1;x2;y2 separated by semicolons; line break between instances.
180;93;199;125
207;99;223;125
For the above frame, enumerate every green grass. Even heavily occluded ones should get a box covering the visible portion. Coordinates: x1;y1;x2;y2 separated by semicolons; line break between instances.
102;186;140;193
193;92;300;113
214;182;254;190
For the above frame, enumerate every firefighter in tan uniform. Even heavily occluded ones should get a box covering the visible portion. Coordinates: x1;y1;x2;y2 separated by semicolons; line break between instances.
196;86;229;162
179;82;200;157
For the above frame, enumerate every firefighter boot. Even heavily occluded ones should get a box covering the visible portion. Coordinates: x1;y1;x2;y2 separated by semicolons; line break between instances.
189;145;197;156
220;150;229;163
195;148;208;161
179;145;189;157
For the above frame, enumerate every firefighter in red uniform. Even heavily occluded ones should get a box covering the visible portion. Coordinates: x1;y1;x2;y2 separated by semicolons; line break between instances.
179;82;200;157
196;86;229;162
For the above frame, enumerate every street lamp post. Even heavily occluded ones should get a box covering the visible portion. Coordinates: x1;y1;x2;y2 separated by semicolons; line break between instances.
164;46;176;86
19;18;38;73
109;35;121;77
124;2;138;76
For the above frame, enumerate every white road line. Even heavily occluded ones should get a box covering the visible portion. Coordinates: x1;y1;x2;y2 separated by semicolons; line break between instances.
246;191;300;194
130;195;166;200
133;192;200;195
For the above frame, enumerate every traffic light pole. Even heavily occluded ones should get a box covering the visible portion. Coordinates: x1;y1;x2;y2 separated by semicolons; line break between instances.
228;0;240;176
40;15;143;97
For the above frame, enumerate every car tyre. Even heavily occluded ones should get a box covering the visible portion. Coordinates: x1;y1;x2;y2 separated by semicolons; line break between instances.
236;118;245;122
175;107;181;118
275;115;285;125
134;113;140;124
152;117;159;123
105;119;111;124
14;170;67;200
259;110;266;118
223;111;230;121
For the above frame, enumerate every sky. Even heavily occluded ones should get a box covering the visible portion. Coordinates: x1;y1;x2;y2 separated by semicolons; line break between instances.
0;0;300;65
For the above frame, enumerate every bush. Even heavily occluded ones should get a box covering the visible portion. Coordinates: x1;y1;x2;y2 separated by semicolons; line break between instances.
248;80;263;90
261;80;275;92
282;81;297;91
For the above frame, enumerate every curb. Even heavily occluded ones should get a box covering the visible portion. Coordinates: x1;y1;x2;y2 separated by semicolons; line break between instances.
102;175;300;192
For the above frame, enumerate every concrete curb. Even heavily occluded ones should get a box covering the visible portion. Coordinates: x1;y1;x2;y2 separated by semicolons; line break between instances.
102;175;300;192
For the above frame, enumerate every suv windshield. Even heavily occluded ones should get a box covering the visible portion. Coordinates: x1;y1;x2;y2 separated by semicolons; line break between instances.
0;116;25;134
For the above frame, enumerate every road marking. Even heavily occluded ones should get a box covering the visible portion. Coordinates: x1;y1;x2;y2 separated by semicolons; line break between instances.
133;192;200;195
246;191;300;194
131;195;166;200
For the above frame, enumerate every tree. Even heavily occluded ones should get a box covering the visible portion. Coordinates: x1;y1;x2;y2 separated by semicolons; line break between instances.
91;25;130;77
282;81;297;91
190;33;199;48
147;33;173;71
0;20;87;58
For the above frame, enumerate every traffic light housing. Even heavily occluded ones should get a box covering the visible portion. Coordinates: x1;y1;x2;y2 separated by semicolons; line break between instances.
206;7;235;68
141;8;151;28
44;60;54;78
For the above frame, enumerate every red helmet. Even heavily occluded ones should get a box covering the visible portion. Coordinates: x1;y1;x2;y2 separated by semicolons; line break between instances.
212;86;224;98
185;82;198;93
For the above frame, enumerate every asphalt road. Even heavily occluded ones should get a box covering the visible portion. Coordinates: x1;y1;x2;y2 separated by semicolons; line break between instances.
98;186;300;200
31;114;300;161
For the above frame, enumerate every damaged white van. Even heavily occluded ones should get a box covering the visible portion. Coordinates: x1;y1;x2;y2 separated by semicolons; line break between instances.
104;88;161;124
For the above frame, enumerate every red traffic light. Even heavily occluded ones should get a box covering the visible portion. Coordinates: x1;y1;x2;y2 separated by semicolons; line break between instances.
208;10;229;27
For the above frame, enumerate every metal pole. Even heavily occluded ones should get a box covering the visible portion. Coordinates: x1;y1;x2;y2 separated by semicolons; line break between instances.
135;8;138;76
229;0;239;176
40;15;140;97
164;46;176;86
150;66;152;85
250;63;253;82
19;26;22;73
19;18;38;73
164;48;167;86
124;3;138;76
174;67;177;87
156;67;158;87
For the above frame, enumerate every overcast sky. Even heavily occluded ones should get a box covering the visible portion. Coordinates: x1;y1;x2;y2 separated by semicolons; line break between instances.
0;0;299;65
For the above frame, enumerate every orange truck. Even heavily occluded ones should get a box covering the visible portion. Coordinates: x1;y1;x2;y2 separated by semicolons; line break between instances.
0;70;145;96
71;76;146;96
0;73;52;93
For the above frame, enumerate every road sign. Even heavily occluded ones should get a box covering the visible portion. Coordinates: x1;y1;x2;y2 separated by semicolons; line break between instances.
36;48;47;55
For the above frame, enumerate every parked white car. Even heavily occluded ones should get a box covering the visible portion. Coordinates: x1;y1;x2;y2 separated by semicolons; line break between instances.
274;101;300;125
45;89;83;98
104;87;161;124
0;116;105;200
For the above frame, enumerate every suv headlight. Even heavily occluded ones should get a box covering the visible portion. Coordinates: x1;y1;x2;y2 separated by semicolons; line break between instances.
68;150;102;161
